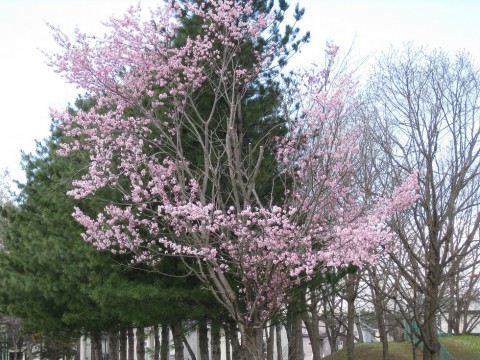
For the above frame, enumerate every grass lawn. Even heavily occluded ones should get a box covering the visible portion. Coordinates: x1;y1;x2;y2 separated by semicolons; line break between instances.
322;342;423;360
321;336;480;360
440;335;480;360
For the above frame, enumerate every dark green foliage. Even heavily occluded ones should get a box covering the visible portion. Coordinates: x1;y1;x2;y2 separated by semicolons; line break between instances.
0;110;222;339
0;125;120;335
173;0;309;207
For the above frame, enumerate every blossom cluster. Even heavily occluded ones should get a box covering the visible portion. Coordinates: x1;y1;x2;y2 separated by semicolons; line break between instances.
49;0;418;325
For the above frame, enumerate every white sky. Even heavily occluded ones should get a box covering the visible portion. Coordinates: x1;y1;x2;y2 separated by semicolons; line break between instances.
1;0;480;186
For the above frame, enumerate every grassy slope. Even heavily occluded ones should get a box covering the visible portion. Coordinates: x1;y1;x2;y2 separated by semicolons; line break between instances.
322;336;480;360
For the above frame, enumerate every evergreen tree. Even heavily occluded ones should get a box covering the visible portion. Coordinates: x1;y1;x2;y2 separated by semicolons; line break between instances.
0;124;119;336
0;113;221;345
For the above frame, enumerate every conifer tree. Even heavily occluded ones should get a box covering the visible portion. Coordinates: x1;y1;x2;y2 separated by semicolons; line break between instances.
0;112;221;352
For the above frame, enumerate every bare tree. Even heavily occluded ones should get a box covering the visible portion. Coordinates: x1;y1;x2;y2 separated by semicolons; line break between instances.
344;270;360;360
0;170;12;203
0;170;13;248
365;45;480;360
1;315;24;360
365;265;392;360
364;241;424;360
441;240;480;334
301;284;324;360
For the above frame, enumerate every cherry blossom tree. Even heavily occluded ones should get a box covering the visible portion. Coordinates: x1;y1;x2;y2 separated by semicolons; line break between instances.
48;1;418;357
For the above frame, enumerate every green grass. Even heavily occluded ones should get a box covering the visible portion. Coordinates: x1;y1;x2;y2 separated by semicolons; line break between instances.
322;336;480;360
440;335;480;360
322;342;423;360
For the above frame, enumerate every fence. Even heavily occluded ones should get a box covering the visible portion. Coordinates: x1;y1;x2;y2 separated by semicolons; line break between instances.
403;321;456;360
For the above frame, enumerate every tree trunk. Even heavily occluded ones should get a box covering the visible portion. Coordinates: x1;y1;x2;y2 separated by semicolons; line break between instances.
323;299;340;354
370;268;390;360
76;337;81;360
160;324;169;360
198;319;209;360
378;315;390;360
346;290;356;360
287;313;304;360
153;325;160;360
91;333;102;360
25;337;34;360
287;320;294;360
296;315;304;360
171;322;184;360
355;315;364;343
227;322;241;358
265;325;274;360
410;336;418;360
225;325;231;360
256;328;264;358
276;323;283;360
287;302;303;360
127;328;135;360
119;329;127;360
303;308;322;360
422;252;442;360
345;271;359;360
211;322;221;360
109;331;119;360
136;327;145;360
423;310;441;360
447;281;456;334
182;335;197;360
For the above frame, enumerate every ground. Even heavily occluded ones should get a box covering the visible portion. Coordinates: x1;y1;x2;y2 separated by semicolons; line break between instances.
322;335;480;360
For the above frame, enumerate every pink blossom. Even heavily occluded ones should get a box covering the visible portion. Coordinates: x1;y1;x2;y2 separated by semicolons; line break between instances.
48;0;418;328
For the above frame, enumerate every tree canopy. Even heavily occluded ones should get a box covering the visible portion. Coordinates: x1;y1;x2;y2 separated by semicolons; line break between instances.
46;1;418;358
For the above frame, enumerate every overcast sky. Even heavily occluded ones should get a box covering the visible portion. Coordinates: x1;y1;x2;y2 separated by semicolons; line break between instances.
1;0;480;186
